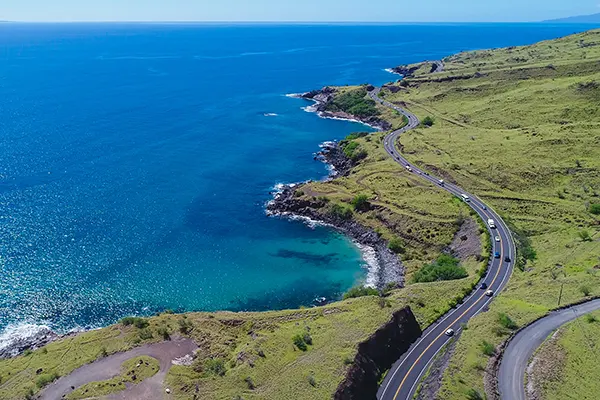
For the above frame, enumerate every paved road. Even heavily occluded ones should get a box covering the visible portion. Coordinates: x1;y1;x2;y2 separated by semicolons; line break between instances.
368;88;516;400
499;298;600;400
39;338;197;400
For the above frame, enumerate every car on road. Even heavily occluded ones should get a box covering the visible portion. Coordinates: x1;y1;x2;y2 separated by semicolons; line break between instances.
481;282;488;290
494;251;501;258
405;165;413;172
482;205;487;210
504;256;511;263
485;290;494;297
445;328;455;337
438;179;444;185
495;236;501;242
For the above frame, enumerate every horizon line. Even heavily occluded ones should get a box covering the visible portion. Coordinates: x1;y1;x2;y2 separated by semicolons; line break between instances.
2;20;599;24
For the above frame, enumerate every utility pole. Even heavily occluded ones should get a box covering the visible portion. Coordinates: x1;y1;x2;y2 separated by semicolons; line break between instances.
557;282;564;307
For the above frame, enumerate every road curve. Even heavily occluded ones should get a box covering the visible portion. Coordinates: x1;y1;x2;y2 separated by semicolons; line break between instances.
499;298;600;400
39;338;197;400
368;88;516;400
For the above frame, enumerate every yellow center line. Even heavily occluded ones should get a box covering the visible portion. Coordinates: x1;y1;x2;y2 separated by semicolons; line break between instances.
392;230;505;400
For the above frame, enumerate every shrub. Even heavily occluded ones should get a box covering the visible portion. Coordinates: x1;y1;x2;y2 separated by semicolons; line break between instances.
329;203;353;220
244;376;255;390
120;316;149;329
343;285;379;300
307;375;317;387
388;238;405;254
351;194;370;211
578;230;592;242
138;328;153;340
178;318;193;334
412;255;467;283
466;388;484;400
325;87;380;118
580;285;592;296
293;334;308;351
585;314;597;323
590;203;600;215
480;340;495;357
36;372;59;388
421;116;435;127
98;346;108;359
157;326;171;340
204;358;226;376
344;131;370;141
302;332;313;346
498;313;518;330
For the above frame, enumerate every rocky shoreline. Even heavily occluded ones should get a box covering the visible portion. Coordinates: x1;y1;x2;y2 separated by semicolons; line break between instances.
0;324;74;359
291;86;392;131
267;185;404;289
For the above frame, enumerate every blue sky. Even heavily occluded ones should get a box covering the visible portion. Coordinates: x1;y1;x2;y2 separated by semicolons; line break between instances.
1;0;599;22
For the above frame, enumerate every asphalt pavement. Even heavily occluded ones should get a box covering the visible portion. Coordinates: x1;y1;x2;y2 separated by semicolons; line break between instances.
368;88;516;400
498;298;600;400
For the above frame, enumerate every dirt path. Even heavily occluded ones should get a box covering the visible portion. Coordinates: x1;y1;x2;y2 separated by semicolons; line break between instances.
39;338;197;400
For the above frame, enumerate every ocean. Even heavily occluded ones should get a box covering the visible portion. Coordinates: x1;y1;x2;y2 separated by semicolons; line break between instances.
0;22;594;340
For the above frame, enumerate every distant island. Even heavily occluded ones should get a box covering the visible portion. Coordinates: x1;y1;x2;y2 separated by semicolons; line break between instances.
544;12;600;23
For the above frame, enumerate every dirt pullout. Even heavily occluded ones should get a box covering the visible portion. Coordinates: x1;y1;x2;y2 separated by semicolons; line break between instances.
448;217;482;262
39;338;197;400
526;329;566;400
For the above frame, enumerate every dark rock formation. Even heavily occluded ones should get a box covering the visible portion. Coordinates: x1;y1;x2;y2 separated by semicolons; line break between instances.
390;64;421;78
316;141;356;177
0;326;60;359
334;307;422;400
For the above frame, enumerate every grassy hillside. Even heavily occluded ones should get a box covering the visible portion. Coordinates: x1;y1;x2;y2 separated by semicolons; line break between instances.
528;310;600;400
380;29;600;399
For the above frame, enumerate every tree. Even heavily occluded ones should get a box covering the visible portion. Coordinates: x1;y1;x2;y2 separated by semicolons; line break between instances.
421;116;435;127
590;203;600;215
351;194;370;211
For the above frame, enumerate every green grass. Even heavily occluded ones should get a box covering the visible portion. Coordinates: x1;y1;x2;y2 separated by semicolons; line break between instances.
66;355;159;399
531;310;600;400
412;255;468;283
324;86;380;118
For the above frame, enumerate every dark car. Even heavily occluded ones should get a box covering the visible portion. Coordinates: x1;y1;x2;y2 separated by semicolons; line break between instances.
504;256;511;263
494;252;501;259
481;282;488;290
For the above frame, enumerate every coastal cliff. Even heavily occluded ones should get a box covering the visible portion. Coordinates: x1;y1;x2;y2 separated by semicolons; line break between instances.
334;307;422;400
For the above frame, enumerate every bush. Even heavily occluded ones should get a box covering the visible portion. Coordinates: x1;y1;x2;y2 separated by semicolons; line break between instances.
480;340;495;357
244;376;255;390
293;334;308;351
578;230;592;242
580;285;592;296
120;316;149;329
329;203;353;220
388;238;405;254
351;194;370;211
585;314;597;323
590;203;600;215
157;326;171;340
36;372;59;388
421;116;435;127
204;358;226;376
343;285;379;300
344;131;370;141
498;313;518;330
138;328;153;340
178;318;193;334
412;255;467;283
466;388;484;400
307;375;317;387
325;87;380;118
302;332;313;346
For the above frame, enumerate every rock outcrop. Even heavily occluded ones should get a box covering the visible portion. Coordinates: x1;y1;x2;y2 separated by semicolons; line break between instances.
299;87;392;131
334;307;422;400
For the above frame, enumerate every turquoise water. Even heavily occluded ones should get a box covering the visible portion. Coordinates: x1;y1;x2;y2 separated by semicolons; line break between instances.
0;23;594;334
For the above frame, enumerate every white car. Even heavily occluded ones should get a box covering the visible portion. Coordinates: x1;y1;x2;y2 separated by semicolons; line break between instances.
445;328;455;337
485;290;494;297
405;165;413;172
439;179;445;185
495;236;501;242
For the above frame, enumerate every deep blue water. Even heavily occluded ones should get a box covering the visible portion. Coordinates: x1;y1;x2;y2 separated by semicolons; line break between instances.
0;23;594;334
